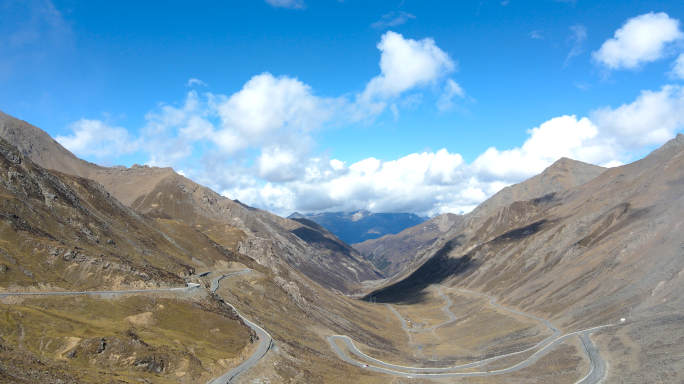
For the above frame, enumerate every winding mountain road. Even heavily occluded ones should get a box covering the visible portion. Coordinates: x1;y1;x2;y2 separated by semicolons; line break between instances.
0;271;610;382
0;284;201;297
0;269;273;384
328;285;613;383
207;270;274;384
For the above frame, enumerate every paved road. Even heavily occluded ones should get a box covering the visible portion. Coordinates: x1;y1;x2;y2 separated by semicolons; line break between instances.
0;283;201;297
0;269;272;384
328;285;614;382
574;328;607;384
206;269;274;384
209;269;252;293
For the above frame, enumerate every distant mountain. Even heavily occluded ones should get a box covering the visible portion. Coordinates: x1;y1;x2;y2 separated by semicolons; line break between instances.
353;213;463;276
286;210;427;245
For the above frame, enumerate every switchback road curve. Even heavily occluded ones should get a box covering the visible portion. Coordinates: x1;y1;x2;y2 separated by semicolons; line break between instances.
207;270;274;384
328;284;615;383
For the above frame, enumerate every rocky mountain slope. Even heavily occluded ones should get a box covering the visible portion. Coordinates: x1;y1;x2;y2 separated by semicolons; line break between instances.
0;111;382;293
288;210;426;245
353;213;463;276
0;136;269;382
377;157;607;288
0;135;429;384
370;135;684;382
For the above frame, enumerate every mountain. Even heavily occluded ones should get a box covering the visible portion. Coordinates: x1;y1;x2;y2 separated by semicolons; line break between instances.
353;213;463;276
0;111;382;293
0;134;419;384
357;157;605;281
376;157;607;288
369;135;684;381
0;111;482;384
0;136;272;382
468;157;607;220
5;109;680;382
286;210;427;245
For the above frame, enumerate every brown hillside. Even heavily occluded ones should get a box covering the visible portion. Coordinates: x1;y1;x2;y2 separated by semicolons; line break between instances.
0;111;382;293
371;134;684;382
377;157;606;287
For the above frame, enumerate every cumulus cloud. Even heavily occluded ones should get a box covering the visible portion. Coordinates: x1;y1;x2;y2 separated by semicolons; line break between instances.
593;12;684;70
223;83;684;217
371;11;417;29
257;147;302;182
140;90;214;166
214;73;336;155
591;85;684;149
530;30;543;39
472;116;601;182
263;0;306;9
63;28;684;218
67;82;684;217
356;31;456;115
56;119;139;158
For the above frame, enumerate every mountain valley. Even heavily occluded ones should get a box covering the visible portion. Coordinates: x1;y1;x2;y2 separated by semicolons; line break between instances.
0;111;682;384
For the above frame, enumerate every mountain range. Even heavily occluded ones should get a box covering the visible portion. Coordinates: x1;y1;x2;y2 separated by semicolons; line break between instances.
287;210;427;245
0;109;681;383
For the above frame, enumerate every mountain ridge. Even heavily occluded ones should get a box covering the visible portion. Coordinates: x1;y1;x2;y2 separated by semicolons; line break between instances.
0;110;382;293
367;134;684;380
286;210;427;245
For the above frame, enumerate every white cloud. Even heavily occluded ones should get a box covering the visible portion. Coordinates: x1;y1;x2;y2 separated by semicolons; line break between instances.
228;84;684;217
593;12;684;70
186;78;207;87
257;147;301;182
591;85;684;149
213;73;337;162
62;28;684;218
56;119;139;158
437;78;465;111
471;115;604;182
356;31;456;115
371;11;417;29
264;0;306;9
670;53;684;79
530;30;543;39
141;91;214;166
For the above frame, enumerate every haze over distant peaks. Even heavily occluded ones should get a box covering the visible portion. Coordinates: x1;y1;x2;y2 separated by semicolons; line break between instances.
286;210;427;245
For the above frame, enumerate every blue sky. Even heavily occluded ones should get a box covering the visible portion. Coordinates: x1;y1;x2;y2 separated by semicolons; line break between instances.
2;0;684;216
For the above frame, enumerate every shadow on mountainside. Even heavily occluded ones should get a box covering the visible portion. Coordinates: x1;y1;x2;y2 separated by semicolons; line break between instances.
363;235;482;305
364;219;554;305
290;226;356;260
